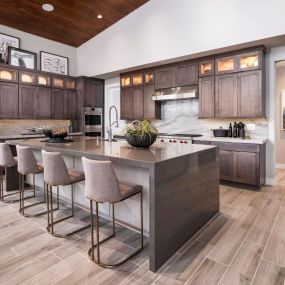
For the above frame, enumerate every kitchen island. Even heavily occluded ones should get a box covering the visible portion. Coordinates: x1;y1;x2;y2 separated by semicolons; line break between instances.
7;136;219;272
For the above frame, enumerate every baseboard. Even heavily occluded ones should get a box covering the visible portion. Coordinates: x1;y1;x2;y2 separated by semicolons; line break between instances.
276;163;285;169
266;177;277;186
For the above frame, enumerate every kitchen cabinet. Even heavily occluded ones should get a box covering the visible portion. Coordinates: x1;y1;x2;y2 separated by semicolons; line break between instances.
144;85;161;120
37;87;51;119
121;75;131;88
155;67;176;89
19;71;36;85
51;89;64;119
0;82;18;118
132;73;143;86
121;87;133;119
0;66;18;83
238;50;263;72
219;150;235;181
199;76;215;117
199;60;215;77
19;85;37;119
215;74;238;117
64;90;76;119
237;70;263;117
133;86;144;119
177;63;198;86
215;55;237;74
144;71;154;85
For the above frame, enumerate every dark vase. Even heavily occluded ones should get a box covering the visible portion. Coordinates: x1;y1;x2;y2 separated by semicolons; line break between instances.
125;133;157;148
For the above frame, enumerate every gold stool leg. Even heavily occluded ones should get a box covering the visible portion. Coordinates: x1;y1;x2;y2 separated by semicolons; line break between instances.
46;184;50;231
140;191;144;249
71;184;74;216
90;200;94;261
96;201;100;264
0;166;3;200
57;186;59;209
33;174;36;197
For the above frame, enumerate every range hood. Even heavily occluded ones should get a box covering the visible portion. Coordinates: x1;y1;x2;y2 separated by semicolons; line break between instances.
152;86;198;101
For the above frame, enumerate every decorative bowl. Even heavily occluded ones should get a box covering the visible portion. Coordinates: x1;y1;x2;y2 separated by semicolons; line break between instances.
125;133;157;148
43;128;68;140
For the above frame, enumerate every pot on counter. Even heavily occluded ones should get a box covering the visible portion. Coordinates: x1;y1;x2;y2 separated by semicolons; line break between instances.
212;127;229;137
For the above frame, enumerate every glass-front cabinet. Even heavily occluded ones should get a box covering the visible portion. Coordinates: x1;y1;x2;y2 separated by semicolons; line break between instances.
199;60;214;77
144;71;154;84
121;75;131;87
52;77;65;88
215;56;237;74
37;74;51;86
238;51;262;71
66;78;76;89
19;71;36;84
132;73;143;85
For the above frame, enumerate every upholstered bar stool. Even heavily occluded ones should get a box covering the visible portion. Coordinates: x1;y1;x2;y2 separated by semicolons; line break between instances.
42;150;90;237
0;143;23;203
82;157;144;268
16;145;55;217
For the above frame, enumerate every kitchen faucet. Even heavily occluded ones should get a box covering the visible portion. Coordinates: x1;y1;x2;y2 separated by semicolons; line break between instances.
108;105;119;142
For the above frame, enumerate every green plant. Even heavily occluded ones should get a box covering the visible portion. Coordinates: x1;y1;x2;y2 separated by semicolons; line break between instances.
125;120;158;137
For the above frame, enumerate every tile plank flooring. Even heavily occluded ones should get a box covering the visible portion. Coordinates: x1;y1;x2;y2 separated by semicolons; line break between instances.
2;170;285;284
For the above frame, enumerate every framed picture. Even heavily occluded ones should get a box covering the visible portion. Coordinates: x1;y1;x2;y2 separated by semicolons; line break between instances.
8;47;37;69
40;51;68;75
0;33;20;63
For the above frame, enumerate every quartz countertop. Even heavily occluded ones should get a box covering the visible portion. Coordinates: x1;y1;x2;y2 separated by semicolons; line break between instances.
193;136;267;145
0;132;82;140
7;135;216;168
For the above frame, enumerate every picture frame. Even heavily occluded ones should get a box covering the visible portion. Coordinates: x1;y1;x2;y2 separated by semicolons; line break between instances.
40;51;69;75
0;33;20;63
8;47;37;70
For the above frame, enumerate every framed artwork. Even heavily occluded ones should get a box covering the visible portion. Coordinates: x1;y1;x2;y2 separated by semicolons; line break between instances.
8;47;37;69
0;33;20;63
40;51;69;75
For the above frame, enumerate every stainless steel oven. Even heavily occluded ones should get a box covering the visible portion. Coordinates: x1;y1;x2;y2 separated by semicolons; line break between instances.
83;107;103;137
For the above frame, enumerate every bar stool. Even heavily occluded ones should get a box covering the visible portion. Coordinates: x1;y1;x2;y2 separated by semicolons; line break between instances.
17;145;55;217
0;143;24;203
42;150;90;238
82;157;143;268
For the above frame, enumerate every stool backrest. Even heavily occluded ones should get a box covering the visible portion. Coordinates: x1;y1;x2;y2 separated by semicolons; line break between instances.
16;145;38;175
42;150;70;186
82;157;121;203
0;143;16;167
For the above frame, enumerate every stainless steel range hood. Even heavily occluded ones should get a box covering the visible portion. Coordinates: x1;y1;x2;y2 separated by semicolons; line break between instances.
152;86;198;101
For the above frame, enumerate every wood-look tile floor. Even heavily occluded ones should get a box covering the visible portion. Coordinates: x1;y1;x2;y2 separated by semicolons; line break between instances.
2;170;285;285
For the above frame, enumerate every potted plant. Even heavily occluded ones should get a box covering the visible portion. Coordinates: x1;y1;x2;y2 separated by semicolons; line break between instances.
125;120;158;148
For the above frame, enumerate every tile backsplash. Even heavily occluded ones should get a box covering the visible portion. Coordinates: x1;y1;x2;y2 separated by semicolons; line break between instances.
0;119;69;136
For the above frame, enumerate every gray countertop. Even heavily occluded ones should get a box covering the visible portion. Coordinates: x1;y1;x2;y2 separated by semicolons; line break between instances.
0;132;82;140
192;136;267;144
7;135;216;168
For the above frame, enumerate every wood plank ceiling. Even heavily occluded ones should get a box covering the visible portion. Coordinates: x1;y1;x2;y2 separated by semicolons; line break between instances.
0;0;149;47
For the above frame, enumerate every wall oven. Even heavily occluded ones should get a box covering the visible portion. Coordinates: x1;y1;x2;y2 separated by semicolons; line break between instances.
83;107;103;137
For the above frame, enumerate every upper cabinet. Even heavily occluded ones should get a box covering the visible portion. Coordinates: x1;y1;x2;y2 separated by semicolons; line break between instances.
215;55;237;74
177;63;198;87
0;82;18;119
0;66;18;83
132;73;143;86
155;67;177;89
144;71;154;85
121;75;131;88
199;60;214;77
237;51;262;72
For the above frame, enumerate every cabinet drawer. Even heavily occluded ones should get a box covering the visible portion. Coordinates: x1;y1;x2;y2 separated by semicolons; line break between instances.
211;142;260;153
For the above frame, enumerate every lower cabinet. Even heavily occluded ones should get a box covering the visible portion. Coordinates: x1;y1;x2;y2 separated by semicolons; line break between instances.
0;82;18;118
19;85;52;119
219;150;235;181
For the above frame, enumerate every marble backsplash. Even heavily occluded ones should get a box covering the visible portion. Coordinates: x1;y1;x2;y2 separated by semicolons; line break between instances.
152;100;268;138
0;119;70;136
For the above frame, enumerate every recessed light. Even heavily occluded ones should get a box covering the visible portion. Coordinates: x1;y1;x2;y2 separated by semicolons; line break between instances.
42;4;54;12
97;14;103;19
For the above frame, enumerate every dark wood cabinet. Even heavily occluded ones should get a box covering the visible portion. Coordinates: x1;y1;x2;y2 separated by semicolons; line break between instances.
37;87;51;119
219;150;235;181
132;86;144;119
199;76;215;117
177;63;198;87
144;85;161;119
51;89;64;119
0;82;18;118
19;85;37;119
155;67;176;89
121;87;133;119
64;90;76;119
237;70;263;117
215;74;238;117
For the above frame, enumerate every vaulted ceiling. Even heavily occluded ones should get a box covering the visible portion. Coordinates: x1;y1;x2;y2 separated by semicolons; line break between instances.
0;0;149;47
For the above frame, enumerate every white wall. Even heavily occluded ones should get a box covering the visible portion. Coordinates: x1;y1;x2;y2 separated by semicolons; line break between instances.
77;0;285;77
0;25;77;76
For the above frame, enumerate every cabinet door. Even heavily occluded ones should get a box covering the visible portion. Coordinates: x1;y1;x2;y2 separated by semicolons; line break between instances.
0;82;18;118
132;86;144;119
177;63;198;86
19;85;37;119
52;89;65;119
215;56;237;74
144;85;161;119
215;74;238;117
64;90;77;119
235;152;259;185
121;87;133;119
199;76;215;117
237;70;263;117
37;87;51;119
94;81;104;107
155;67;176;89
219;150;235;181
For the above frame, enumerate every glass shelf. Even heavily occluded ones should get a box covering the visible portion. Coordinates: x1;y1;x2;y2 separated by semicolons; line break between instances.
132;74;143;85
121;76;131;87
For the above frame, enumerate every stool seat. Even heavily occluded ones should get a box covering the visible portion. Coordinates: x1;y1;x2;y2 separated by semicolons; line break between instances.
119;181;143;201
68;168;85;185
